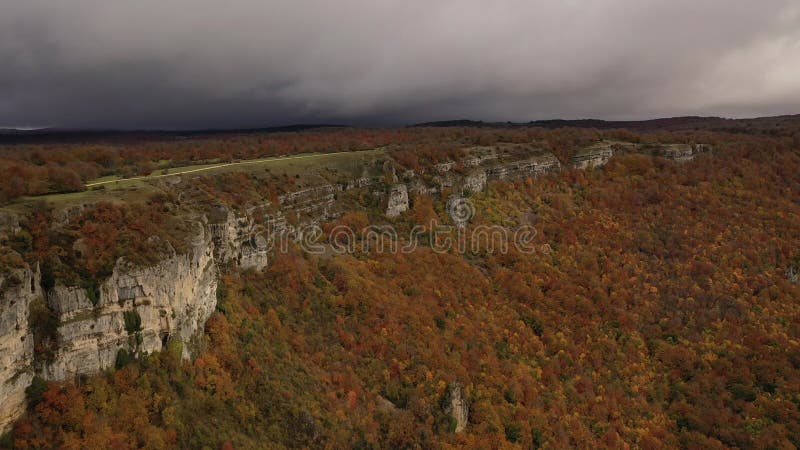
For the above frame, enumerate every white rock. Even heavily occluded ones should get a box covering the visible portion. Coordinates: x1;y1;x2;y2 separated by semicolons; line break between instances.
386;184;409;218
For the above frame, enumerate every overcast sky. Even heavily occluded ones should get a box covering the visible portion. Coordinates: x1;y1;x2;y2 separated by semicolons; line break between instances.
1;0;799;129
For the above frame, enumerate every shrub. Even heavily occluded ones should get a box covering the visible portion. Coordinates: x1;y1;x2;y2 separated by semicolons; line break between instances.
728;383;757;402
28;299;59;362
504;422;522;443
522;315;544;337
123;310;142;335
115;348;132;369
83;281;100;306
25;376;48;407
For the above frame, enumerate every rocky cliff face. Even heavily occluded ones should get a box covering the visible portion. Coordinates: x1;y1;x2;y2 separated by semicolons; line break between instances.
445;382;469;433
461;170;487;194
650;143;711;163
654;144;695;163
0;266;39;435
209;208;270;271
486;153;561;180
395;151;560;214
43;229;217;380
571;145;614;169
0;227;217;433
385;184;409;217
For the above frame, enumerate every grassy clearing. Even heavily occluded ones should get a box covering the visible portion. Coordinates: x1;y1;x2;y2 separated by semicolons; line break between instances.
5;185;156;215
86;160;229;186
86;149;384;186
7;148;386;213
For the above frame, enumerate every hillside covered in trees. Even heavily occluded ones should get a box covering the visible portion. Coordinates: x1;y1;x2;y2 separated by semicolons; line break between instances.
1;125;800;449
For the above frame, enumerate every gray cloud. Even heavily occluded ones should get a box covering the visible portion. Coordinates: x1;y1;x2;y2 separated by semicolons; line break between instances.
1;0;799;129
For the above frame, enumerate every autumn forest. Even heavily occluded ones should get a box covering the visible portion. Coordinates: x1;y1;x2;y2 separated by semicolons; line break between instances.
1;121;800;449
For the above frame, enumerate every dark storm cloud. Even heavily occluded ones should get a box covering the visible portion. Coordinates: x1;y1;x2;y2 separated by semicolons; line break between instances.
1;0;799;129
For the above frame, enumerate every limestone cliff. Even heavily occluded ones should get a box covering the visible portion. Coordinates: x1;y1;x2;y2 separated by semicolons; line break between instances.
445;382;469;433
0;227;217;433
385;184;409;217
650;143;711;163
571;145;614;169
486;153;561;180
0;266;39;434
42;229;217;380
209;208;269;271
461;170;487;194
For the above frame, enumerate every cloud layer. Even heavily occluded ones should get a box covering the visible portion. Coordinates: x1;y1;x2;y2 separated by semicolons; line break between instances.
1;0;799;129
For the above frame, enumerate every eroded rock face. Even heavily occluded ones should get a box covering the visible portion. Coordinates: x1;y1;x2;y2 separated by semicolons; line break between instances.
464;153;498;167
0;266;39;434
42;231;218;380
659;144;694;162
487;153;561;180
787;266;798;284
386;184;409;218
652;144;709;163
445;382;469;433
461;170;487;194
0;212;21;236
571;145;614;170
434;162;456;174
0;223;223;432
209;208;269;271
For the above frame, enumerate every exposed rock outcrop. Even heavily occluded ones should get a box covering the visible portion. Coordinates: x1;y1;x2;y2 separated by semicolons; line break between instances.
650;143;711;163
42;228;217;380
464;152;498;167
787;266;798;284
209;208;269;271
0;266;39;434
461;170;487;194
0;228;217;433
434;162;456;173
571;145;614;169
655;144;695;163
0;212;21;236
385;184;409;218
445;382;469;433
486;153;561;180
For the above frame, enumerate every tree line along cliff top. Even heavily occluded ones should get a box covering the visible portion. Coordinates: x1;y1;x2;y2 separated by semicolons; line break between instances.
1;119;770;210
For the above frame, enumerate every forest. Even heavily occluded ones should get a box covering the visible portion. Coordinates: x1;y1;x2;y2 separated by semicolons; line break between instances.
5;119;798;204
1;123;800;449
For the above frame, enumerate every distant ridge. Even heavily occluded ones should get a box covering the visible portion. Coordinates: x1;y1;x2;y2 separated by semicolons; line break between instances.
530;116;725;130
0;124;350;144
411;116;727;131
3;114;800;144
411;114;800;133
410;119;490;128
